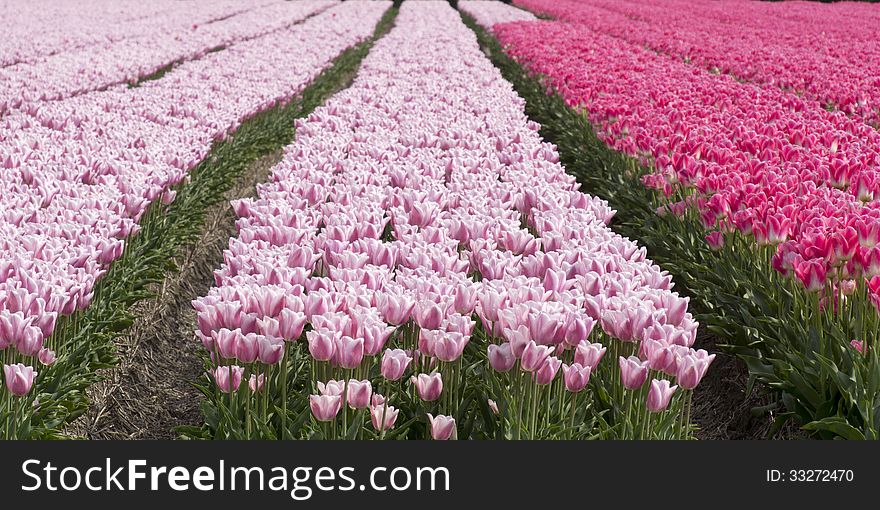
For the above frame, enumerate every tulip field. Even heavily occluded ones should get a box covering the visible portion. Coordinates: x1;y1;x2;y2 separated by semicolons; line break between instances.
1;0;878;441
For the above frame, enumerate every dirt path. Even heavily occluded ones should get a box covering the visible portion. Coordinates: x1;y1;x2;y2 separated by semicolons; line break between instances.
691;328;807;440
65;151;281;439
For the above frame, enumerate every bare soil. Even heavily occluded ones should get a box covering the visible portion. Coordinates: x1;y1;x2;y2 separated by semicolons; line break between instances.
691;328;808;440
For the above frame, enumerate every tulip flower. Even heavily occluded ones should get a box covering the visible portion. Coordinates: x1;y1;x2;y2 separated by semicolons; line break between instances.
381;349;413;381
676;354;714;390
248;374;266;393
335;336;365;369
574;340;606;369
426;413;457;440
562;362;591;392
487;342;516;372
619;356;649;390
850;339;865;354
521;340;554;372
346;379;372;409
534;356;562;385
646;379;678;412
370;404;399;432
38;348;57;367
307;329;337;362
3;364;37;397
411;372;443;402
318;380;346;397
310;394;343;422
211;365;243;394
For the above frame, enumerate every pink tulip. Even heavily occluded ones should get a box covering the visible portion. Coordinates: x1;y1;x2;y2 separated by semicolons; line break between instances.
433;331;469;362
534;355;562;385
248;374;265;393
676;354;714;390
521;340;554;372
411;372;443;401
3;364;37;397
562;362;591;392
426;413;457;440
38;347;57;366
307;329;337;361
504;325;531;357
318;379;346;397
563;314;594;347
235;333;260;363
851;339;865;354
257;335;284;365
487;342;516;372
336;336;365;369
211;365;243;394
705;232;725;251
346;379;372;409
381;348;412;381
618;356;648;390
378;292;415;326
574;340;606;369
370;404;399;432
646;379;678;412
310;394;342;422
278;309;307;341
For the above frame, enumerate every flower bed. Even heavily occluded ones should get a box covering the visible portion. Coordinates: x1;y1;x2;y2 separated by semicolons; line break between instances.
0;1;337;115
476;7;880;438
191;0;710;440
0;0;392;438
514;0;880;127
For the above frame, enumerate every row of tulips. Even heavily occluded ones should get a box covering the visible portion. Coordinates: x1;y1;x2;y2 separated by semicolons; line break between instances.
0;0;276;68
0;1;392;438
513;0;880;128
0;0;337;116
190;0;712;441
458;1;535;29
477;5;880;437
